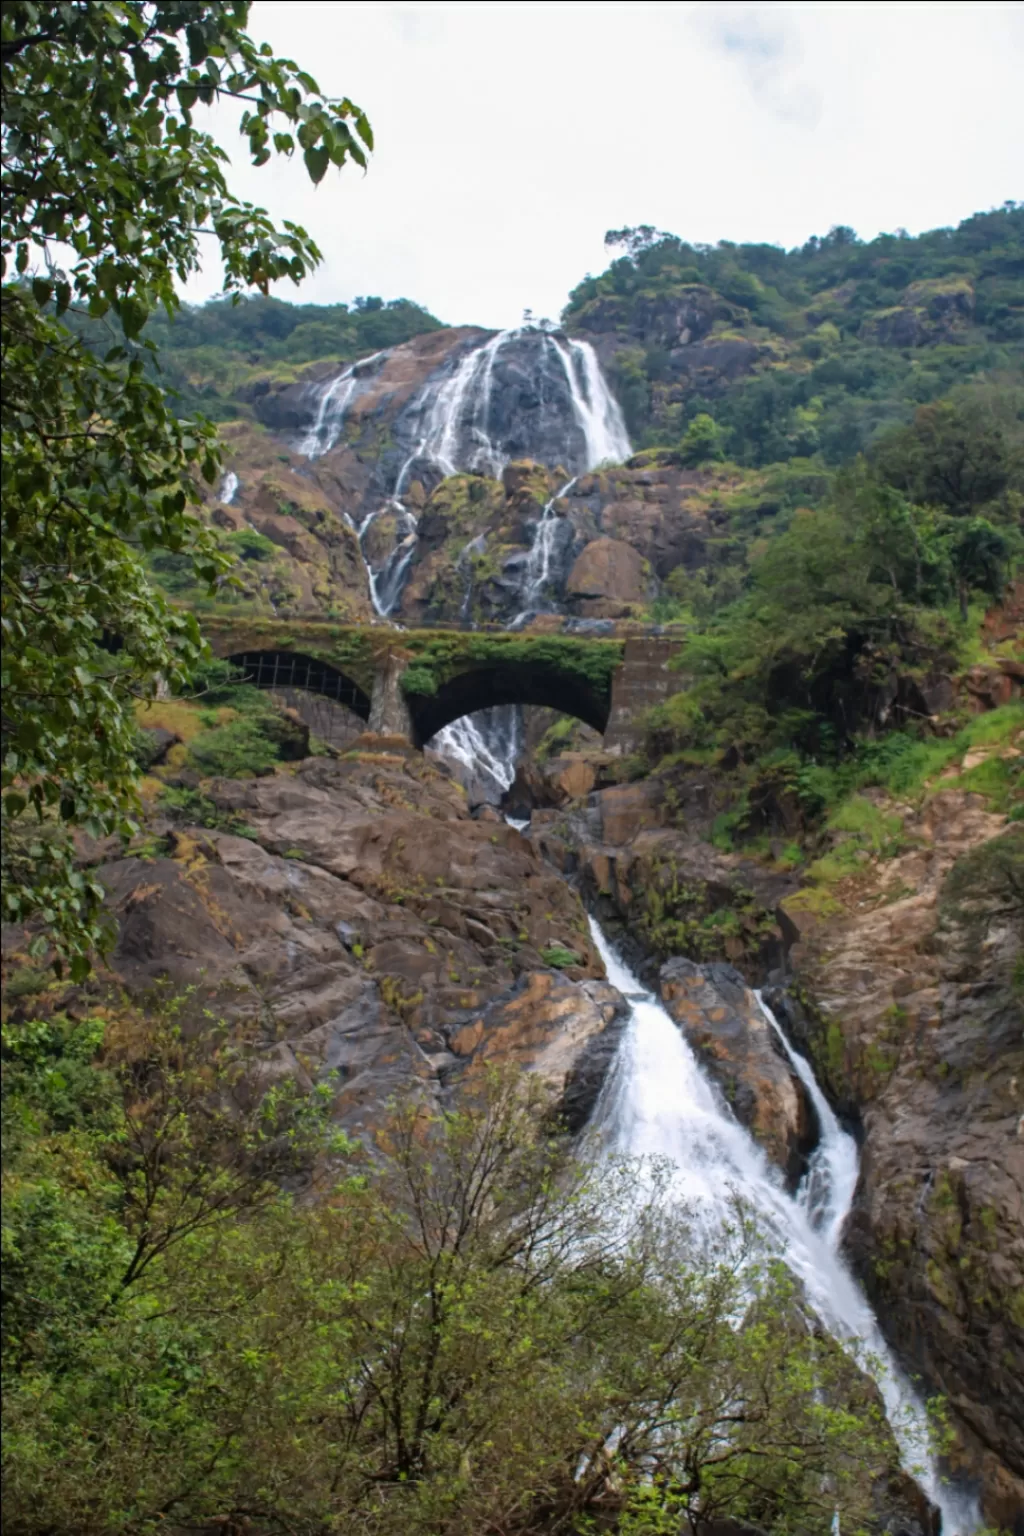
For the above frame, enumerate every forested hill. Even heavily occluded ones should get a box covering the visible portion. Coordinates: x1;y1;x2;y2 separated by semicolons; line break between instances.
142;294;444;418
563;201;1024;465
147;202;1024;472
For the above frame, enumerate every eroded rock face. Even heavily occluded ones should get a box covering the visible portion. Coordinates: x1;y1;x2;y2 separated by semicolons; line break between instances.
536;778;796;985
660;957;816;1186
776;802;1024;1524
36;753;627;1140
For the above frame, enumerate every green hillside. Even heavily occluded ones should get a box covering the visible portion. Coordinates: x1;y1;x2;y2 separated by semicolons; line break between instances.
564;202;1024;465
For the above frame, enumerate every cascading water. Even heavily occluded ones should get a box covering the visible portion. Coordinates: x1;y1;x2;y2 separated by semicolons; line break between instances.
513;476;577;623
409;328;511;479
296;325;631;623
300;351;385;460
547;334;632;468
427;706;522;802
296;327;630;773
759;994;860;1249
218;470;239;505
585;917;979;1534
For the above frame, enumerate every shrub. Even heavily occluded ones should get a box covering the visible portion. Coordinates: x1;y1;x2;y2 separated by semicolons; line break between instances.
187;714;284;778
223;527;277;562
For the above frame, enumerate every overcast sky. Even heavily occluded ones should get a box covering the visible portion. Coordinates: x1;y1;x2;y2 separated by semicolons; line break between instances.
184;0;1024;328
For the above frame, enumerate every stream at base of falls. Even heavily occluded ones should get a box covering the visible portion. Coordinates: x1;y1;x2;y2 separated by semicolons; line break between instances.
583;914;979;1535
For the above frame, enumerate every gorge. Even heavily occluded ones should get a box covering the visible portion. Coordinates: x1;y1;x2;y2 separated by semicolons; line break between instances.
5;210;1022;1536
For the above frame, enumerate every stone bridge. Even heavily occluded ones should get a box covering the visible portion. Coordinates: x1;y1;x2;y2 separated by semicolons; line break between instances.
201;617;682;754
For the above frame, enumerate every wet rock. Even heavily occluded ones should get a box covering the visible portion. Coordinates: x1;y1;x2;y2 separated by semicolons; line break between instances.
28;753;619;1141
502;759;574;819
659;957;817;1185
447;969;626;1118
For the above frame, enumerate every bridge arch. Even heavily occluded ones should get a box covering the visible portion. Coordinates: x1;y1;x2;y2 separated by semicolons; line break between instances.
226;650;372;721
409;659;610;745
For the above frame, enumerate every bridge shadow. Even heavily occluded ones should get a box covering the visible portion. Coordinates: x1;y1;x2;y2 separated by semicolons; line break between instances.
224;648;611;748
411;661;609;744
227;651;371;720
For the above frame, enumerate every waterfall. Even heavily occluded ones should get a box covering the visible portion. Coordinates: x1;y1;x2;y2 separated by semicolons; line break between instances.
299;350;385;460
416;328;511;478
586;917;979;1534
296;326;631;623
759;994;860;1249
218;470;239;505
513;476;577;623
548;336;632;468
428;706;522;800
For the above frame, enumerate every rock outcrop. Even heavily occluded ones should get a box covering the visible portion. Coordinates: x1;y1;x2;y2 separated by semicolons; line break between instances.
565;536;650;614
660;957;816;1186
12;751;629;1140
535;775;796;985
772;801;1023;1525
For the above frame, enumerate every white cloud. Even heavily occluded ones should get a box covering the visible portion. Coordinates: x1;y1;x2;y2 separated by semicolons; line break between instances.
181;0;1024;328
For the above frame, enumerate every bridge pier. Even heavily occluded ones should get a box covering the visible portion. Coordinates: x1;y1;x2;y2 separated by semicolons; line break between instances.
603;636;681;756
368;654;415;742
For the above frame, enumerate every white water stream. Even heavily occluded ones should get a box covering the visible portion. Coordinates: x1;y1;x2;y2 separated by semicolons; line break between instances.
287;331;977;1526
428;706;522;798
297;326;631;620
548;334;632;468
585;917;978;1533
217;470;239;505
512;476;578;622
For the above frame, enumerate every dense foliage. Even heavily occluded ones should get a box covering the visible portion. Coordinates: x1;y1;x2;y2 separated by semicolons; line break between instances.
2;1020;914;1536
146;293;444;418
564;205;1024;465
1;1;371;973
646;374;1022;760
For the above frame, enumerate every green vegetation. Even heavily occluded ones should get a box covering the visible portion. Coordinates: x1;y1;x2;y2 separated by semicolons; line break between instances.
646;386;1022;782
539;944;581;968
638;862;779;968
141;294;442;421
1;1022;917;1536
400;631;626;697
150;660;310;780
63;293;444;425
2;1;372;975
565;209;1024;464
641;381;1022;886
939;825;1024;939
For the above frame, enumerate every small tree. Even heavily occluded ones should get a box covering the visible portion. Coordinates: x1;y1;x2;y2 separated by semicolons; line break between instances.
679;411;725;466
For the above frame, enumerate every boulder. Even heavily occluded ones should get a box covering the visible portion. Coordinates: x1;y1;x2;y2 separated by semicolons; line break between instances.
135;725;181;769
565;537;648;605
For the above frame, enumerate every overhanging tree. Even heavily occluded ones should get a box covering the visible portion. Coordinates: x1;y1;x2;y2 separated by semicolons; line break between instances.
1;1;372;975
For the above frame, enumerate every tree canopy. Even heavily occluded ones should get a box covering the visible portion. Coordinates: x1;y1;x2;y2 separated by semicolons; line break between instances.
1;1027;911;1536
1;1;372;974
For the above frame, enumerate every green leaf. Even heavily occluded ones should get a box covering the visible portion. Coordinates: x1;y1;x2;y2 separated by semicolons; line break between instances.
303;145;330;184
119;297;149;340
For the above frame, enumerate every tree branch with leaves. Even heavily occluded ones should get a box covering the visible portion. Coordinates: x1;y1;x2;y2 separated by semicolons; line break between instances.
1;1;372;975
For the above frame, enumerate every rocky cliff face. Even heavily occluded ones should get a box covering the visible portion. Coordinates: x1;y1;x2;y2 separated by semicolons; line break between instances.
14;747;631;1140
771;806;1023;1529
